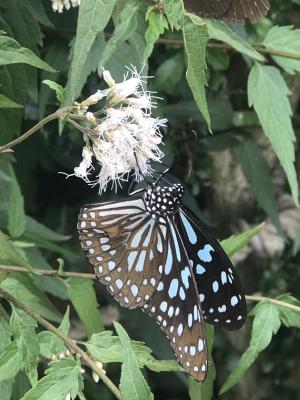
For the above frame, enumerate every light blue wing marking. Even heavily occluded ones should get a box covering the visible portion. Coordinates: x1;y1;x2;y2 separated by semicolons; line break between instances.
170;223;181;262
179;211;197;244
168;278;179;298
196;264;206;275
198;244;214;262
164;242;173;275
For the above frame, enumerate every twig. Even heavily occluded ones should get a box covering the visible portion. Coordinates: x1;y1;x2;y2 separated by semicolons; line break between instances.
159;38;300;61
1;264;300;315
246;295;300;313
0;288;121;400
0;107;73;153
0;265;96;279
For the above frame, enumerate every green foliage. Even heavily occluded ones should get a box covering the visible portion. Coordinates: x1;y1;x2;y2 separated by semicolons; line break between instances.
0;1;300;399
65;278;103;337
114;322;154;400
20;358;83;400
248;63;299;206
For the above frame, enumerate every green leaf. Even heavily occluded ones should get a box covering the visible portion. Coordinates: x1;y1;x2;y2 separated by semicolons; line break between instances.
183;14;210;130
0;93;22;108
0;231;31;269
99;0;140;68
163;0;184;30
42;80;65;103
10;307;39;386
114;322;154;400
202;18;264;62
69;0;117;101
235;139;282;232
188;324;215;400
0;34;55;72
0;380;13;400
248;64;299;206
24;216;71;243
1;273;61;322
85;330;182;372
20;358;83;400
65;278;103;337
221;224;262;257
220;301;281;394
7;163;26;238
38;308;70;358
144;8;169;61
0;316;12;352
0;341;22;381
153;52;184;92
275;294;300;329
263;26;300;74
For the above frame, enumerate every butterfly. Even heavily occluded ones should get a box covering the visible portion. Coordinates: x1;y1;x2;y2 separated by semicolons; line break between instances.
77;182;247;381
184;0;270;23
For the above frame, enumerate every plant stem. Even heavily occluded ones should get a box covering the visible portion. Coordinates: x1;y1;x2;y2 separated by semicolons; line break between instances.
246;295;300;313
159;38;300;61
1;264;300;314
0;107;73;153
0;287;121;400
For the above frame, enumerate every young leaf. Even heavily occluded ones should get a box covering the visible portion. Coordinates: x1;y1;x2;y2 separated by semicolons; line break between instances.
0;341;23;381
1;273;61;322
263;26;300;74
65;278;103;337
20;358;83;400
220;301;281;394
42;80;66;103
275;294;300;329
85;330;182;372
10;307;39;386
7;163;26;238
99;0;140;69
144;8;169;61
69;0;117;101
114;322;154;400
183;14;210;129
0;94;22;108
0;34;55;72
248;64;299;206
235;139;282;232
163;0;184;30
153;52;185;92
221;224;262;257
0;316;12;351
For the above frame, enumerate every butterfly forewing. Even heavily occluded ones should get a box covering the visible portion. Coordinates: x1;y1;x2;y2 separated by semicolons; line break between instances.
78;197;168;309
143;219;208;381
184;0;270;23
175;206;247;330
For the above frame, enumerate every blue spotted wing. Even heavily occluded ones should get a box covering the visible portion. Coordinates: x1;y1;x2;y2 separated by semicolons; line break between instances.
175;206;247;330
78;196;208;381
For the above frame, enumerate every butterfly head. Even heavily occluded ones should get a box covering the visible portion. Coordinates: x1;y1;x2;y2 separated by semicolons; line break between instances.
144;183;184;218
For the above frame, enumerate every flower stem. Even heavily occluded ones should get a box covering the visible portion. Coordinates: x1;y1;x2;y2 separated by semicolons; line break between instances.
0;106;73;153
246;295;300;313
0;287;121;400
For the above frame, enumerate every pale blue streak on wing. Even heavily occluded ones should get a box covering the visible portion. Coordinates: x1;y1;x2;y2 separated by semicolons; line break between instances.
170;223;181;262
181;266;190;289
168;278;179;299
198;244;214;262
135;250;146;272
180;211;197;244
196;264;206;275
164;242;173;275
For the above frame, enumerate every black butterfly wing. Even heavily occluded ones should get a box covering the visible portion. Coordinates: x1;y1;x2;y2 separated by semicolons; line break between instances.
78;196;167;309
184;0;270;23
175;206;247;330
143;218;208;381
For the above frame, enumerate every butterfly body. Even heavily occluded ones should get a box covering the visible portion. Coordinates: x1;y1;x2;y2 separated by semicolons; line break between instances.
78;183;247;381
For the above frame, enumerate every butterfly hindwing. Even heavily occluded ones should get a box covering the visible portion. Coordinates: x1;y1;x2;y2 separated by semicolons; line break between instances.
78;197;167;309
143;219;208;381
175;206;247;330
184;0;270;22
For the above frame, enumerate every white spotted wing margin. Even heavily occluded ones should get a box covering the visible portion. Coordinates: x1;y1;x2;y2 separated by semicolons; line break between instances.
142;218;208;382
78;195;169;309
175;206;247;330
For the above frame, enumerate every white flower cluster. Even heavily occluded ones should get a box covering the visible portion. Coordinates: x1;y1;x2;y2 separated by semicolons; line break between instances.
72;68;166;193
51;0;80;13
